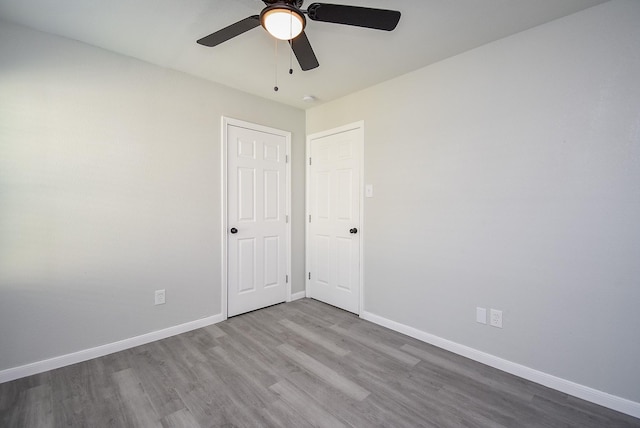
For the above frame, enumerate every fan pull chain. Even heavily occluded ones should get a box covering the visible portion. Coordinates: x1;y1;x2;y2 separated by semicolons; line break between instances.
274;38;279;92
289;45;293;75
289;11;294;74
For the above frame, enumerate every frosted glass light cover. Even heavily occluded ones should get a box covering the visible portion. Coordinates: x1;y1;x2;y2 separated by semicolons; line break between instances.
262;9;304;40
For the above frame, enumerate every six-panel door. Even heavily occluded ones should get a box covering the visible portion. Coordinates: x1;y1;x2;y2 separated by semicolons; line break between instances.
308;127;361;314
227;124;287;317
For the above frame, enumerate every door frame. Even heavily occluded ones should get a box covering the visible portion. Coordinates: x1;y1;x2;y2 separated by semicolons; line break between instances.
221;116;292;319
305;120;365;314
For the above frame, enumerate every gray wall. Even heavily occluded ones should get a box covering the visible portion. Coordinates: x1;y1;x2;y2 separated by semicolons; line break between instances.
307;1;640;402
0;21;306;371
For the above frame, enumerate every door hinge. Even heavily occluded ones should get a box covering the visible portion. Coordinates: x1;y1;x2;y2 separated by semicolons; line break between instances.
286;275;289;283
286;155;289;163
308;272;311;280
308;214;311;223
286;215;289;223
309;157;312;166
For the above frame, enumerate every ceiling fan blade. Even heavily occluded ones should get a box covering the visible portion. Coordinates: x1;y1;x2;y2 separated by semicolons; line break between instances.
289;31;319;71
306;3;400;31
197;15;260;47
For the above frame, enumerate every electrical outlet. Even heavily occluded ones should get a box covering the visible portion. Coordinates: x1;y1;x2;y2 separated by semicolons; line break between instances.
490;309;503;328
476;307;487;324
155;289;166;305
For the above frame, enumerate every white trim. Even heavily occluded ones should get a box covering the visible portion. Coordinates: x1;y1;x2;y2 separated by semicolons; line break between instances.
221;117;292;315
360;310;640;419
290;291;306;301
305;121;365;314
358;123;365;315
221;117;229;320
285;134;292;303
0;313;224;384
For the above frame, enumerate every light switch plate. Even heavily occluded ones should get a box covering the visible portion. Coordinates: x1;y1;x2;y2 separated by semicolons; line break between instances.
476;307;487;324
365;184;373;198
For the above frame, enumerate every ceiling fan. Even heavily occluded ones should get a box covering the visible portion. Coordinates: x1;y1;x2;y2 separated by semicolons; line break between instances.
197;1;401;71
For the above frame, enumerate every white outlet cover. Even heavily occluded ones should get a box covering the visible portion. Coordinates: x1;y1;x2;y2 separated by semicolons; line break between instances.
490;309;503;328
476;307;487;324
155;289;166;305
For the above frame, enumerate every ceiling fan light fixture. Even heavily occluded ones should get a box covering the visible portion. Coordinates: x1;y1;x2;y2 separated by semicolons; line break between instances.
260;5;305;41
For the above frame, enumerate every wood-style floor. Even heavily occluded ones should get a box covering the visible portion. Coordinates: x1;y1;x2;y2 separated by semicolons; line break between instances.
1;298;638;427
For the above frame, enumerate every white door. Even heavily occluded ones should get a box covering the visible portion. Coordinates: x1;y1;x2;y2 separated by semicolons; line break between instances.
307;123;363;314
225;119;290;317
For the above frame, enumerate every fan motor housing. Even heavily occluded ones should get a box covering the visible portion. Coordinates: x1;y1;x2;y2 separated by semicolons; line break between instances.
264;0;304;8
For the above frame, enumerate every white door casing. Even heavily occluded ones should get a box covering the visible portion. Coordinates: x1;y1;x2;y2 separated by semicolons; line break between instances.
306;122;364;314
222;117;291;317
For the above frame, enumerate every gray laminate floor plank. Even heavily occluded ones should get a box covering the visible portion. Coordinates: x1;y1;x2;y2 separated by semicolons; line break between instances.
52;358;126;427
269;379;349;428
402;343;538;403
330;324;421;366
207;345;278;410
112;368;162;427
276;343;370;401
283;366;419;428
160;408;201;428
174;360;254;427
279;318;351;356
128;346;188;419
564;394;640;427
21;384;53;428
1;298;638;427
258;398;316;428
0;379;20;426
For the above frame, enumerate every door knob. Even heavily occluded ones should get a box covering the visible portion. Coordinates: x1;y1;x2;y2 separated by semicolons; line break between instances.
350;228;358;234
230;227;238;234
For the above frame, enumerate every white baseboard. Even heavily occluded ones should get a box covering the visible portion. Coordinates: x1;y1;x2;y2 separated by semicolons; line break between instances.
290;291;306;301
360;310;640;419
0;313;225;384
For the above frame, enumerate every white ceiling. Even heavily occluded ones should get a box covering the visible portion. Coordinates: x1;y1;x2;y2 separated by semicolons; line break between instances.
0;0;607;109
